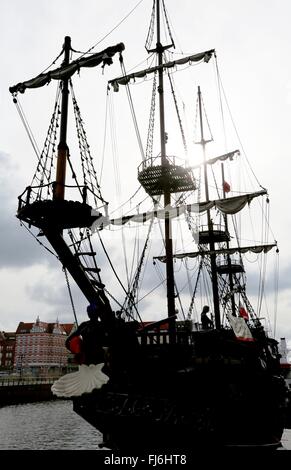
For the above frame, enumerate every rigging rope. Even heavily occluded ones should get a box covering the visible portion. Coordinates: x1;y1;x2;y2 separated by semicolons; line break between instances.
32;87;62;198
99;91;109;184
167;73;187;154
12;97;41;163
214;54;228;152
145;72;157;161
119;56;146;161
63;267;79;327
76;0;145;59
104;288;137;322
174;285;185;321
145;0;175;51
13;86;62;202
124;217;154;313
193;92;213;145
70;81;105;206
97;232;142;323
187;260;202;320
39;47;66;75
257;198;270;316
273;247;279;337
20;222;59;258
161;0;175;48
214;54;263;189
109;186;143;215
135;278;166;304
145;0;156;51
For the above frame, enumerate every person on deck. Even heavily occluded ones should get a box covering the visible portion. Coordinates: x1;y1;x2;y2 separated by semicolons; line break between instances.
201;305;214;330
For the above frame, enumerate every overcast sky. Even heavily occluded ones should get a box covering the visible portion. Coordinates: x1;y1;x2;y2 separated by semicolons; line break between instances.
1;0;291;346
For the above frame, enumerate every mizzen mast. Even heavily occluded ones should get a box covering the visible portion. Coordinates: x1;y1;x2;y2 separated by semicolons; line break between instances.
197;86;221;329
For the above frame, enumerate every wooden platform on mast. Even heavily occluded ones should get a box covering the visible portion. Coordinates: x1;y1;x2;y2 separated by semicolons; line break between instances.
196;226;230;244
138;157;196;196
17;199;100;230
217;261;245;274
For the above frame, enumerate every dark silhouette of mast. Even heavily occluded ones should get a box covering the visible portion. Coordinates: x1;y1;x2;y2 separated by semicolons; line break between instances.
54;36;71;201
11;36;125;322
221;162;237;317
197;86;221;329
156;0;176;339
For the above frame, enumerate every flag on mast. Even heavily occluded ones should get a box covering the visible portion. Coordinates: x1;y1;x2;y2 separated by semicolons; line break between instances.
223;181;231;193
239;303;249;320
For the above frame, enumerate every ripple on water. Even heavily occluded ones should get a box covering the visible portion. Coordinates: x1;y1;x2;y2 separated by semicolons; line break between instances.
1;400;291;450
0;400;103;450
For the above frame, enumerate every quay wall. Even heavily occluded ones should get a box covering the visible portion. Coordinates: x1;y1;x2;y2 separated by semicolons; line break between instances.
0;377;57;406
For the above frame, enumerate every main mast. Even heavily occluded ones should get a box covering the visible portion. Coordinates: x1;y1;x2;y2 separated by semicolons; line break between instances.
221;162;237;317
156;0;176;336
111;0;200;330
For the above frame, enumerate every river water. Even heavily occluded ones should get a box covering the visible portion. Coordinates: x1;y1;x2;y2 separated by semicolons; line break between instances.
0;400;103;450
0;400;290;450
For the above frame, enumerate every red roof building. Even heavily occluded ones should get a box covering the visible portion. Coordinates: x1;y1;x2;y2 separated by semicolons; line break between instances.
14;317;75;375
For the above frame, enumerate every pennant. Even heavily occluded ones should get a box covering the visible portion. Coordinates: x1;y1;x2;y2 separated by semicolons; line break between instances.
239;304;249;320
223;181;231;193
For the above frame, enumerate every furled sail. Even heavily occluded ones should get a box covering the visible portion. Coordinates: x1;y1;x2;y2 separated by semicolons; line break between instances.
9;43;125;95
109;49;214;91
91;189;267;231
189;150;240;170
154;243;277;262
214;189;267;214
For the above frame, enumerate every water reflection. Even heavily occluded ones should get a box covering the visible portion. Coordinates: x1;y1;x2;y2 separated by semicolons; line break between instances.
0;400;103;450
0;400;290;450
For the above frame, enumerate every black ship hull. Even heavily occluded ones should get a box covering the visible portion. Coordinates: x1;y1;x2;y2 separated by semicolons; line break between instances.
73;330;288;450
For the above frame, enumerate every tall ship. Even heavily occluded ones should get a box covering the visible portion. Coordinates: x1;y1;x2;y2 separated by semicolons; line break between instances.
10;0;290;450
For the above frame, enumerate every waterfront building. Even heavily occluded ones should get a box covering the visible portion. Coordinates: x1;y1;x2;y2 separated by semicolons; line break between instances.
0;332;16;371
13;317;75;375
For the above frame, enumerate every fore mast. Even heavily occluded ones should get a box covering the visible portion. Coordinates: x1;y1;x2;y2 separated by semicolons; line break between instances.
10;37;125;321
54;36;71;202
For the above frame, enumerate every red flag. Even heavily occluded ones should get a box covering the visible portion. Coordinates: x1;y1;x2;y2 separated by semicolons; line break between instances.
239;304;249;320
223;181;231;193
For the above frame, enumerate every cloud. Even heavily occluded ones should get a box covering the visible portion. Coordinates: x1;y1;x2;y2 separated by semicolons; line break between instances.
278;263;291;292
0;151;17;203
0;151;54;268
25;265;88;323
243;259;291;296
0;211;52;268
